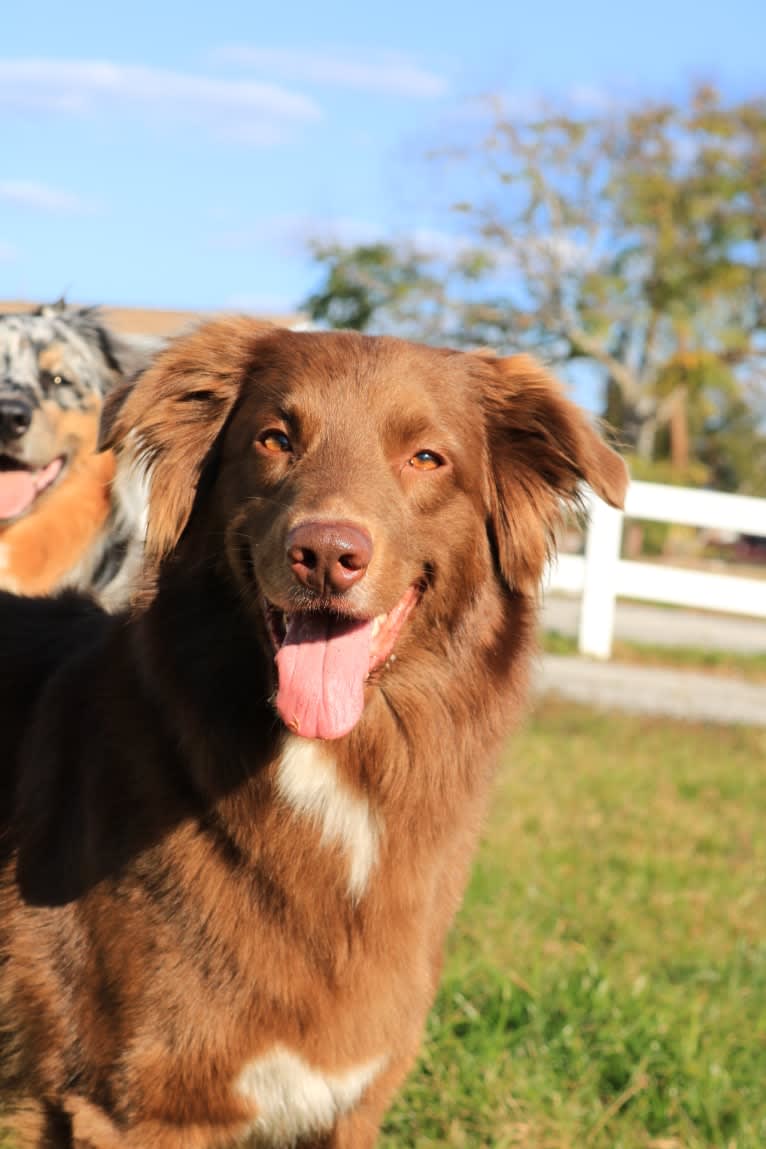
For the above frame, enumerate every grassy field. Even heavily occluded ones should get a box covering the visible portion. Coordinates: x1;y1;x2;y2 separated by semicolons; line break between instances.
381;701;766;1149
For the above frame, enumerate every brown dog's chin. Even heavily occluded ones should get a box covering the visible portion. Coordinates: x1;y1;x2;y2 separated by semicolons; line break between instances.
262;583;422;741
0;455;66;522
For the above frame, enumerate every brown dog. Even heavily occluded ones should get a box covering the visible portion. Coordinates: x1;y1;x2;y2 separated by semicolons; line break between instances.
0;319;627;1148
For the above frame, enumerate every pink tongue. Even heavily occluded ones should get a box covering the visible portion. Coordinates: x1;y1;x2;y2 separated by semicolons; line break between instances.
275;614;374;740
0;470;37;520
0;458;62;521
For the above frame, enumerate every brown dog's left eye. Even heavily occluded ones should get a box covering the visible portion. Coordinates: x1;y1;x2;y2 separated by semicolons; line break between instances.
409;450;443;471
257;429;292;454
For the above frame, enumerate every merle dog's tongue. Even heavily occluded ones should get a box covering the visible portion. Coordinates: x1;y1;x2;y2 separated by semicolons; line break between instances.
0;471;37;519
0;459;62;521
275;613;374;740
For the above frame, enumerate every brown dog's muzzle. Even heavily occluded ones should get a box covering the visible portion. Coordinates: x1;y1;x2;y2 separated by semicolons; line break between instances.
286;520;373;596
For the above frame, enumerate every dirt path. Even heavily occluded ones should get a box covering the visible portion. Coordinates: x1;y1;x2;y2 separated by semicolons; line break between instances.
543;594;766;654
537;654;766;726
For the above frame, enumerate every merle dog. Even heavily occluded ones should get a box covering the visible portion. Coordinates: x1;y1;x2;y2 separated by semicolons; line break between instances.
0;301;160;606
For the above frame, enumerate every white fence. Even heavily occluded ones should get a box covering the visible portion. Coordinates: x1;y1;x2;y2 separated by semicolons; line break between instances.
545;480;766;658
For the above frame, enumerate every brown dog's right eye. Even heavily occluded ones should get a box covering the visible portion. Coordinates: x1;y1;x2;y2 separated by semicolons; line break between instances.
257;429;292;455
409;450;444;471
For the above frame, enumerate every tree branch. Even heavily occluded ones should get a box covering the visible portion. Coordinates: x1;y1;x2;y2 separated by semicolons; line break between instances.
565;325;644;406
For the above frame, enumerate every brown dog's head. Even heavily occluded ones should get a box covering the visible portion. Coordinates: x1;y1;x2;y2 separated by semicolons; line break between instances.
102;319;627;740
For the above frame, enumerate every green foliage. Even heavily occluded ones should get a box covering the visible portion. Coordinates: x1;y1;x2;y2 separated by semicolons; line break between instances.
650;352;766;494
623;454;709;488
303;242;441;333
302;238;514;346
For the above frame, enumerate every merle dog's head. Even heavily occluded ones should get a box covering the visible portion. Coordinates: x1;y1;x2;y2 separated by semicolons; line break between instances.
0;301;159;523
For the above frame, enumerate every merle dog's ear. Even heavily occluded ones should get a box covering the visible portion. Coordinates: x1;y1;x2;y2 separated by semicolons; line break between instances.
98;379;134;452
100;318;273;561
481;353;628;596
105;331;166;383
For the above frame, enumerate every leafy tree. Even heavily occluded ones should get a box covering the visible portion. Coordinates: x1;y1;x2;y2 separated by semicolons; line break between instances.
303;85;766;492
303;243;434;333
303;240;496;343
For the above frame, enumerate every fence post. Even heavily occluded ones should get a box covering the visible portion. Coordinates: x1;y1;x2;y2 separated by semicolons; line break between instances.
578;493;624;659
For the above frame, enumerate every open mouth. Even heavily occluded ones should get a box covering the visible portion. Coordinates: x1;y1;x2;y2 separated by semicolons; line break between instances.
263;583;422;741
0;455;66;522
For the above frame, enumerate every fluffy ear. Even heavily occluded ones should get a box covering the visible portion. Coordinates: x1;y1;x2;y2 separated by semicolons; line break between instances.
99;317;274;561
482;353;628;596
103;330;166;383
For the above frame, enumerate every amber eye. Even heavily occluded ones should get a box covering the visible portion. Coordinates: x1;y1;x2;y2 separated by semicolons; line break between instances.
40;371;69;392
409;450;443;471
257;429;292;454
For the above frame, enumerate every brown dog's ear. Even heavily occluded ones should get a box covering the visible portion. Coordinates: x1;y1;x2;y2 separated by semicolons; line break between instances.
482;353;628;595
99;317;274;560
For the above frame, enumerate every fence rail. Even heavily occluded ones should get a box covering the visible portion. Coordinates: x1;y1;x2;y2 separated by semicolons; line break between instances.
545;480;766;658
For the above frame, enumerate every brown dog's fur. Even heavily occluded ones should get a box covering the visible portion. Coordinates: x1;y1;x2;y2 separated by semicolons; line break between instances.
0;320;627;1148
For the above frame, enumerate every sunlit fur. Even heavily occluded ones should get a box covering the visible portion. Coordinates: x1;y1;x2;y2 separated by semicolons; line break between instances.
0;320;627;1148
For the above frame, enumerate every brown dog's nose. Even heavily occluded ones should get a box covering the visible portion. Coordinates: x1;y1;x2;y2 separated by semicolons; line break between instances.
286;520;373;595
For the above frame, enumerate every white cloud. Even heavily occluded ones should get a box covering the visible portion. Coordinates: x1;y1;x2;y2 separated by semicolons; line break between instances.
300;216;386;248
449;83;622;126
408;226;477;261
0;58;321;143
211;212;595;282
212;214;483;263
211;214;383;254
214;45;448;100
0;180;97;215
566;83;619;114
222;292;303;316
306;220;481;263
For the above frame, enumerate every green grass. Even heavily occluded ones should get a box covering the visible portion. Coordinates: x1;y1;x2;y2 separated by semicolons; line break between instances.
381;702;766;1149
543;629;766;683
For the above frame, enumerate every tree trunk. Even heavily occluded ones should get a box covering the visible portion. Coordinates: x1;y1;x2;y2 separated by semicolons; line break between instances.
669;389;689;472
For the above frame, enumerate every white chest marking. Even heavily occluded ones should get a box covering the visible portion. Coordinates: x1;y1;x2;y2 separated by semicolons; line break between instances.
237;1045;385;1144
275;737;382;900
114;429;151;542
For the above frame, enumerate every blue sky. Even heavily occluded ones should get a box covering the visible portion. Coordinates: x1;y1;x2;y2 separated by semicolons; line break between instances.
2;0;764;321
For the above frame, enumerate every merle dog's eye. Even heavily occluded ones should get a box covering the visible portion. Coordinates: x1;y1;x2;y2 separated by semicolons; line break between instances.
257;429;292;455
40;370;71;392
409;450;443;471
